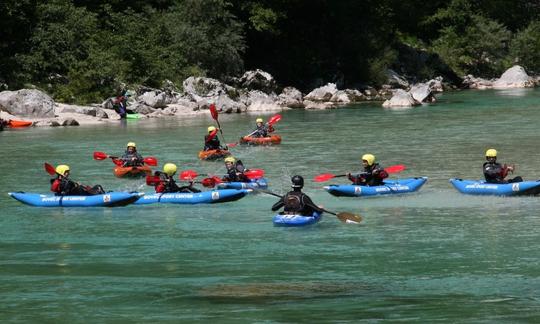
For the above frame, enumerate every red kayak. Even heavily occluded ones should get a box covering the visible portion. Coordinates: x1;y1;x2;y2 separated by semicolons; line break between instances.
239;135;281;145
113;165;152;178
8;119;33;128
198;149;231;161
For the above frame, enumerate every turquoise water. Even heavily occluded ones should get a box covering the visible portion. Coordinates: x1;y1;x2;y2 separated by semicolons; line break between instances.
2;88;540;322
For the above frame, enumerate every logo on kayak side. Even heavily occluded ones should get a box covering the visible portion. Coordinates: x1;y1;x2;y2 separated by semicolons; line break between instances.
354;186;362;195
103;194;111;203
211;191;220;200
512;183;520;192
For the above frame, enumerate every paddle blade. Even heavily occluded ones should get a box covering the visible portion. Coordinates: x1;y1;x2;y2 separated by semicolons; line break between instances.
313;173;337;182
143;157;158;166
226;142;238;148
245;169;265;179
268;114;282;126
385;164;406;174
44;163;56;176
209;103;218;120
201;177;217;188
337;212;363;224
93;151;108;160
206;129;218;142
112;159;123;166
146;175;161;186
180;170;198;181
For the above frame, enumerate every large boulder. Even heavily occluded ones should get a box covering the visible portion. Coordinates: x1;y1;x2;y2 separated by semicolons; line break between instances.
304;83;338;101
330;89;364;103
409;83;435;103
385;69;410;89
277;87;304;108
138;90;168;108
182;77;237;102
462;75;493;89
493;65;535;89
55;103;97;116
244;90;282;111
382;89;420;108
237;69;278;94
0;89;55;117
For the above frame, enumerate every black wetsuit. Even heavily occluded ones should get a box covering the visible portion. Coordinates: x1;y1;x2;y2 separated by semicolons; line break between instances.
348;163;388;186
271;189;324;216
222;161;249;182
121;151;144;167
155;173;201;193
204;135;223;151
51;177;105;196
483;161;522;184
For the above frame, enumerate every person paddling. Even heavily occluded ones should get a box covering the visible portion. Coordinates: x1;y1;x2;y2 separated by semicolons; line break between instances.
204;126;225;151
347;154;388;186
50;165;105;196
154;163;201;193
271;175;324;216
222;156;249;182
250;117;274;138
121;142;145;167
483;149;523;184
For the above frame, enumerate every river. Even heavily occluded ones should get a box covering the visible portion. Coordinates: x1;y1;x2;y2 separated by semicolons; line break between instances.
1;88;540;322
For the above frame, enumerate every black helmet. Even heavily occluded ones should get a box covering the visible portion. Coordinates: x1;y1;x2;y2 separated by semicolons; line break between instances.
291;175;304;188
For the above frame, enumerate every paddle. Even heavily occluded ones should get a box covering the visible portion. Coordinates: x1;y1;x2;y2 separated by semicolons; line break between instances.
313;164;406;182
228;113;283;147
180;169;265;181
209;103;228;148
44;162;93;191
257;189;362;224
205;129;219;143
93;151;158;166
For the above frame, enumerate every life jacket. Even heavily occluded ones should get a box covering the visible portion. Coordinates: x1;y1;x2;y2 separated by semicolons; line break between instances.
155;174;180;193
283;191;304;214
204;135;222;150
50;178;62;193
483;161;506;183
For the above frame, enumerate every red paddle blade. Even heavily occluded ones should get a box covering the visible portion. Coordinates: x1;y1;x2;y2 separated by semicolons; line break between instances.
93;151;108;160
206;129;218;142
226;142;237;148
180;170;198;181
313;173;336;182
112;159;123;166
144;157;158;166
268;114;282;126
146;175;160;186
385;164;406;174
245;169;264;179
201;177;216;187
209;103;218;120
44;163;56;176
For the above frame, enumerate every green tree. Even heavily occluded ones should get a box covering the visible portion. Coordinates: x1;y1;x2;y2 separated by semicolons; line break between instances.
509;21;540;74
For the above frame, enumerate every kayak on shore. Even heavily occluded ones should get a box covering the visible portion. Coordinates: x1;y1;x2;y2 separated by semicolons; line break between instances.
8;119;33;128
449;178;540;196
324;177;428;197
273;211;323;227
8;191;143;207
134;188;251;205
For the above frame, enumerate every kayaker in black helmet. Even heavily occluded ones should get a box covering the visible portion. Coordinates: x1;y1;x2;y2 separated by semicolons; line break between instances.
483;148;522;184
271;175;324;216
50;164;105;196
121;142;145;167
348;154;388;186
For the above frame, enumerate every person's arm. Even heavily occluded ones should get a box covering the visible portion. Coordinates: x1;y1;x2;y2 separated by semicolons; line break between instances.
302;194;324;213
271;196;285;211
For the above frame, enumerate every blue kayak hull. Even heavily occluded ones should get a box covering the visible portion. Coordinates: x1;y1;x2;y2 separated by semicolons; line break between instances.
324;177;428;197
134;189;251;205
449;178;540;196
273;212;323;227
217;178;268;190
8;192;142;207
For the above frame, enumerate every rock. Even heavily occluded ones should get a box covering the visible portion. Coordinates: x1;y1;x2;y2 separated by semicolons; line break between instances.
129;102;156;115
277;87;304;108
427;77;444;92
182;77;236;102
330;89;364;103
0;89;55;117
245;90;282;111
363;87;379;100
55;103;97;116
382;89;420;108
303;100;337;109
50;121;61;127
62;118;79;126
409;83;435;103
138;90;168;108
385;69;410;89
304;83;338;101
462;75;494;89
237;69;278;94
96;108;108;119
493;65;535;89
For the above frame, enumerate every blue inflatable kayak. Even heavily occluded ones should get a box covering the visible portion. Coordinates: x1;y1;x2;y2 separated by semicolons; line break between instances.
324;177;428;197
8;192;143;207
449;178;540;196
217;178;268;190
273;211;323;227
134;189;251;205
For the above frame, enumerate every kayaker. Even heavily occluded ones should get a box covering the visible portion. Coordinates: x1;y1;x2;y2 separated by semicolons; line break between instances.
222;156;249;182
483;149;523;184
204;126;224;151
0;118;7;131
121;142;145;167
50;164;105;196
348;154;388;186
271;175;324;216
250;117;274;138
155;163;201;193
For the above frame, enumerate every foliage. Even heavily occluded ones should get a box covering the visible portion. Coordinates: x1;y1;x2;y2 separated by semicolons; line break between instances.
509;21;540;74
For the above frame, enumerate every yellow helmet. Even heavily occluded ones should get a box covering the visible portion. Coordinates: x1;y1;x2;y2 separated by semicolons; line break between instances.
256;118;263;123
55;164;70;176
486;149;497;158
127;142;136;148
163;163;177;176
362;154;375;166
224;156;236;164
208;126;216;133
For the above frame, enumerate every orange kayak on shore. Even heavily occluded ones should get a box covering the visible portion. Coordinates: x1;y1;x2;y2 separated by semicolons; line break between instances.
198;149;231;161
240;135;281;145
113;165;152;178
8;119;33;128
